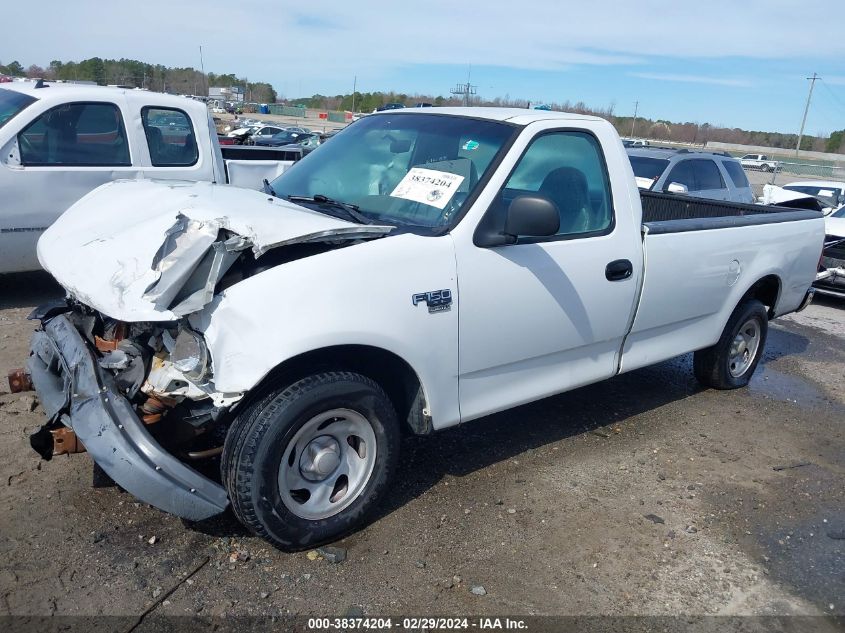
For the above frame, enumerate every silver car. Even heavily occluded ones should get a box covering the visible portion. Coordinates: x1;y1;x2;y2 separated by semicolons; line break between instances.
627;148;754;204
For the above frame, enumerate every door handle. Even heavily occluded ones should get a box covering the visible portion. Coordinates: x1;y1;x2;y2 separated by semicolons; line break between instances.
605;259;633;281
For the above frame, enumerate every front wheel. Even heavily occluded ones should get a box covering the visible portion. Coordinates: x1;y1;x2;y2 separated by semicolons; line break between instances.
222;372;400;550
693;299;768;389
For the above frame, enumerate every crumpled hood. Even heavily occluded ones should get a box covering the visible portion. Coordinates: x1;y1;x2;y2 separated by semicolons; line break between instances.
38;179;393;322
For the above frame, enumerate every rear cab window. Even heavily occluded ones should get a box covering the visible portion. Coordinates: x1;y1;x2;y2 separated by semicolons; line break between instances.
142;107;198;167
18;102;130;166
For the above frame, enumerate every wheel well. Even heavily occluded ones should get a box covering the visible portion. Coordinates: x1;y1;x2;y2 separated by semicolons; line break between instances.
742;274;781;318
245;345;430;435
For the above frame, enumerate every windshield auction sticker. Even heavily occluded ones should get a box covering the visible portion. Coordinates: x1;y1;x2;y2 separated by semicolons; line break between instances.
390;168;465;210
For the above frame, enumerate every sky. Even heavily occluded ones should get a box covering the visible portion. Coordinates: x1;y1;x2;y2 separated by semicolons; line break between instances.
4;0;845;134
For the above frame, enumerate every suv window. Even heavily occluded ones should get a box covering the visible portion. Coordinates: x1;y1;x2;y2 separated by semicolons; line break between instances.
722;160;750;188
666;159;725;192
629;156;669;181
665;160;695;190
693;159;726;190
142;107;198;167
18;102;130;166
502;131;613;238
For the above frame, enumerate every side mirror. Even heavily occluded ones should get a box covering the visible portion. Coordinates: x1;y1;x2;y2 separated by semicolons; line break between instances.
665;181;688;194
504;195;560;238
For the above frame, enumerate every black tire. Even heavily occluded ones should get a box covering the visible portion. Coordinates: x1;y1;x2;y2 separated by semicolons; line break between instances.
693;299;768;389
762;164;771;172
222;371;400;550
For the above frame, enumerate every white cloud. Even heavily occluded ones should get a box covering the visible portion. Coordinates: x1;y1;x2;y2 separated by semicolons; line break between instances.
629;73;752;87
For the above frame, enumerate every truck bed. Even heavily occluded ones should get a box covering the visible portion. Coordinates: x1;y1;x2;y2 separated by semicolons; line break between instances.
640;191;822;233
620;190;824;375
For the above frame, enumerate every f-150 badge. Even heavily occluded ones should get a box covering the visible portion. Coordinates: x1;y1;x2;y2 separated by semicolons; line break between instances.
412;289;452;313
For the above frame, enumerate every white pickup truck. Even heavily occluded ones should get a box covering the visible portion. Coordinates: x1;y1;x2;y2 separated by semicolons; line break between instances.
739;153;780;172
0;81;298;273
18;107;823;550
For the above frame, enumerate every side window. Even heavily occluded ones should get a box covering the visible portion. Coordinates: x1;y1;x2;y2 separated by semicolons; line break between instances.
502;131;613;238
691;159;725;190
18;102;130;166
722;160;750;188
142;107;198;167
665;160;696;190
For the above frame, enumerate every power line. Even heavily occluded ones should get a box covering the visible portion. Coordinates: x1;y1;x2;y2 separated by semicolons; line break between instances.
818;78;845;113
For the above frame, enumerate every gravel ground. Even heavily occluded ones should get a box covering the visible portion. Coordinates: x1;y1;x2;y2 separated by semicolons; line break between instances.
0;272;843;623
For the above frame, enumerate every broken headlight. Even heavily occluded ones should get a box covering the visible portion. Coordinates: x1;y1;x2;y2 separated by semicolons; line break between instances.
171;328;209;381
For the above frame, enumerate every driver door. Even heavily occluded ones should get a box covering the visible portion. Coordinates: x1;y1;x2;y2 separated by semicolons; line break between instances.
456;128;641;422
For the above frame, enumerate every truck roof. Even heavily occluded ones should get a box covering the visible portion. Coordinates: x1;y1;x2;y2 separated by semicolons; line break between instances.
370;106;605;126
0;80;205;112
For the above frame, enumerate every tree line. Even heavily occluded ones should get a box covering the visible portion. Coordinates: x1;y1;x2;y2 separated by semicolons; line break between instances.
3;58;841;154
0;58;277;104
293;92;844;154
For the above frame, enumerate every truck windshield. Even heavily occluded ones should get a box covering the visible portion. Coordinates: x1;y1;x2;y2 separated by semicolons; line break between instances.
629;156;669;181
269;113;516;229
0;88;36;130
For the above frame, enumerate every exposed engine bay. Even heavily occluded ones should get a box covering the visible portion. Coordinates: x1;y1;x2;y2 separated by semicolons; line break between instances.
27;301;231;470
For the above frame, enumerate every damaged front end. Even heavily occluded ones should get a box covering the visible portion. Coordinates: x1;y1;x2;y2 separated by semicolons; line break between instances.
25;180;396;520
25;301;231;520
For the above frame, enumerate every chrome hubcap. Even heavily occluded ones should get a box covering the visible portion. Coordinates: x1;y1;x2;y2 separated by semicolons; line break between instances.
299;436;341;481
278;408;377;520
729;318;761;377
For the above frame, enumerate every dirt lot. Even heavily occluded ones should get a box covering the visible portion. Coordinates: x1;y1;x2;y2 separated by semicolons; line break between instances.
0;272;843;623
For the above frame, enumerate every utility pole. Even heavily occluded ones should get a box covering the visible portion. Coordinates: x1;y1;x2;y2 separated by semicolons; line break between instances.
351;75;357;113
199;45;206;97
630;101;639;137
796;73;819;155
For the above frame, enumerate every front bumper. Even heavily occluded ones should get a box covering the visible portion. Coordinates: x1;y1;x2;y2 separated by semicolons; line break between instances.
27;314;228;521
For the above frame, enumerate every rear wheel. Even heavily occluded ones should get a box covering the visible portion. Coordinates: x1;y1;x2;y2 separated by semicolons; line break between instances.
693;299;768;389
223;372;400;550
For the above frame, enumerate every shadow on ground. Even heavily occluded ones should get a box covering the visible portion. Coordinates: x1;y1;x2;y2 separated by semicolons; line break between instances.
0;272;63;310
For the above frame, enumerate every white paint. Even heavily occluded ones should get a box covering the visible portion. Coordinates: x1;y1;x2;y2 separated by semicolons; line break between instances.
36;108;824;431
